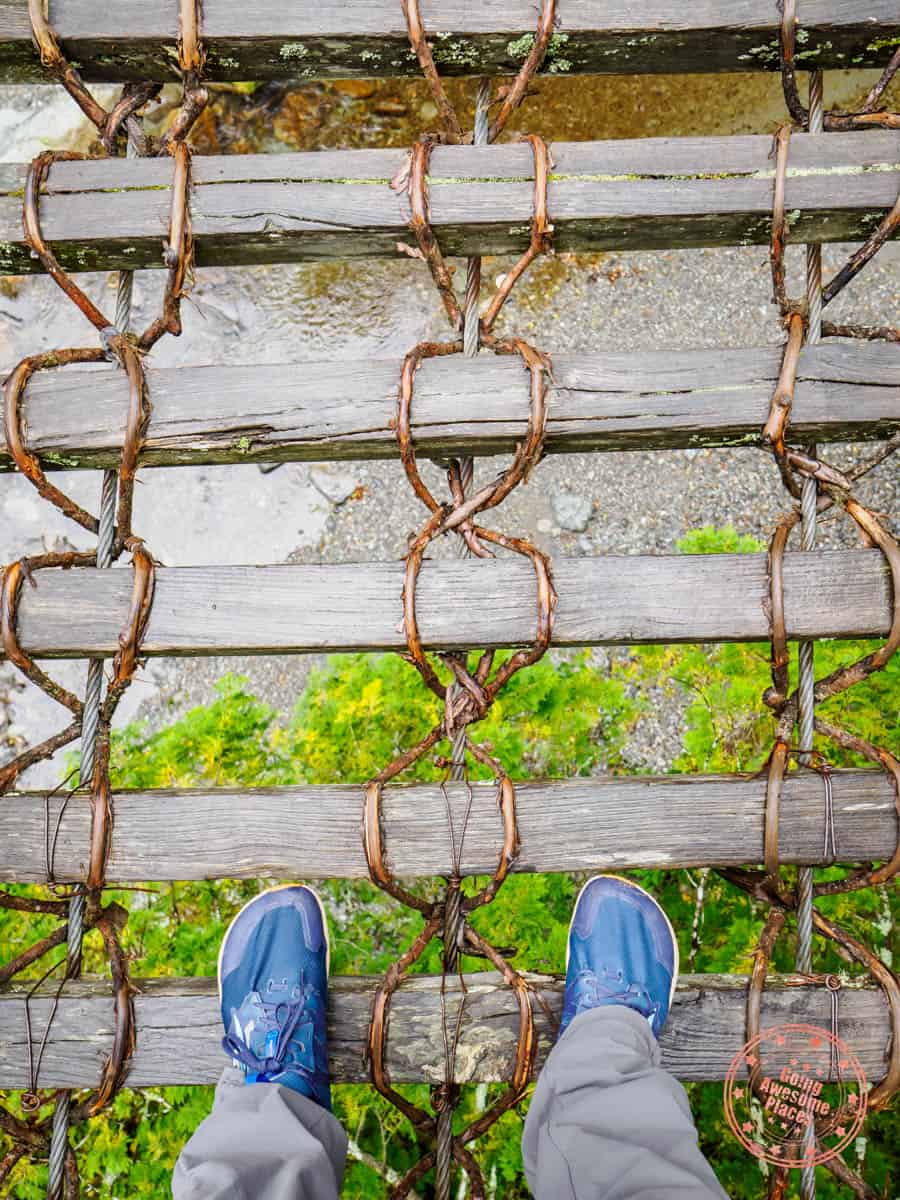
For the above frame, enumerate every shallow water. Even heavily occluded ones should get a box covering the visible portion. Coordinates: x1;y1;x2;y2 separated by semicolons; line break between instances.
0;65;897;781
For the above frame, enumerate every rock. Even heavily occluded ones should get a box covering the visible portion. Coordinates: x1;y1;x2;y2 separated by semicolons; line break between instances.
536;517;553;534
332;80;377;100
578;535;594;554
551;489;593;532
309;465;361;506
374;99;408;117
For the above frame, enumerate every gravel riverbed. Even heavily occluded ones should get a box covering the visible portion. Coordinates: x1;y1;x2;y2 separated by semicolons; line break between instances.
1;70;897;785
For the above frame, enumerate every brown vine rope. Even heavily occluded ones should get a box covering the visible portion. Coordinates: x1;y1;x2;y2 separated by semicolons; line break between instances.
738;31;900;1197
0;2;207;1193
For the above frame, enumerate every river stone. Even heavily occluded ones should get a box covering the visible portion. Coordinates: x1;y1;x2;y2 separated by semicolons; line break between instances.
551;489;593;532
310;465;361;505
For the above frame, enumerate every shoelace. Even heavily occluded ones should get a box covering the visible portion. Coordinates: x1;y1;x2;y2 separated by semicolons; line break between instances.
221;995;310;1077
572;968;660;1024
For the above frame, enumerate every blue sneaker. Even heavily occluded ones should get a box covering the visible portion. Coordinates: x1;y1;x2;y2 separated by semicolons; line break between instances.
218;884;332;1110
560;875;679;1040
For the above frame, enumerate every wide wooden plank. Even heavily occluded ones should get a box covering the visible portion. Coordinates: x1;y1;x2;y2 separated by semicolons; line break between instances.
7;551;894;660
1;769;895;883
1;0;897;82
1;132;897;274
0;973;890;1086
3;342;898;470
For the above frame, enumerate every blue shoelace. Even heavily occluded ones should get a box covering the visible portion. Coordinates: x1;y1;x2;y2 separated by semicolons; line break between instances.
222;994;311;1078
570;966;660;1025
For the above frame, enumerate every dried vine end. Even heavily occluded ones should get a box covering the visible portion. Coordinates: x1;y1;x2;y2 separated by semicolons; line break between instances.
178;0;206;75
28;0;64;71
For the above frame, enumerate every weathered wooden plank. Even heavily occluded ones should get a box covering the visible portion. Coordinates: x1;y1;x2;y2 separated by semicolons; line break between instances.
6;550;893;660
0;973;891;1086
1;769;895;883
3;342;898;470
0;0;897;82
1;132;898;274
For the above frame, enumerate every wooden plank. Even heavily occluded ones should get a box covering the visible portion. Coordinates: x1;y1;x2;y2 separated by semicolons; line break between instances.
6;550;894;660
1;132;898;275
3;342;898;471
1;1;897;82
0;973;891;1086
1;769;895;884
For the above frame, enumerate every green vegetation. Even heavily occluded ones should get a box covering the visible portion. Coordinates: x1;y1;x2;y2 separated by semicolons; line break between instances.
1;527;897;1196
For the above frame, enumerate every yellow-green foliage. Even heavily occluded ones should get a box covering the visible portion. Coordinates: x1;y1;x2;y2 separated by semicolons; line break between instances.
2;527;896;1197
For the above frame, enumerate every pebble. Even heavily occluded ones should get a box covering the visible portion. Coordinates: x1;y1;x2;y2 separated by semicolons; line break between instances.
332;80;377;100
374;99;408;117
309;465;361;505
551;489;593;532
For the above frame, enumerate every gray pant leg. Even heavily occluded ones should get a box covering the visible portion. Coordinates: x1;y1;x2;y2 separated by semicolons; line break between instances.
522;1006;729;1200
172;1067;347;1200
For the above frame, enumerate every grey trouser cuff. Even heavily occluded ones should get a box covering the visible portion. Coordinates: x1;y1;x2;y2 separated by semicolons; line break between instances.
172;1067;347;1200
522;1005;730;1199
173;1008;728;1200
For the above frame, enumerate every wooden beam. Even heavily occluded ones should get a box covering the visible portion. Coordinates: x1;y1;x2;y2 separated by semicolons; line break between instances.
1;769;895;884
0;973;891;1086
1;1;897;82
6;550;894;660
2;132;897;275
3;342;898;471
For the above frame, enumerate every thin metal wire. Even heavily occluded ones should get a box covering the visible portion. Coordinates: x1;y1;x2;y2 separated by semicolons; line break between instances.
462;80;491;358
436;78;491;1200
798;67;823;1200
46;122;140;1200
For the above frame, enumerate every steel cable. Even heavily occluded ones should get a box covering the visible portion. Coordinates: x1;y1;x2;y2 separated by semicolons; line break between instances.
436;76;492;1200
46;123;140;1200
797;67;823;1200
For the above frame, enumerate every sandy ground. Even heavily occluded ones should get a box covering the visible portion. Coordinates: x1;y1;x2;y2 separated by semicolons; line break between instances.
1;70;897;784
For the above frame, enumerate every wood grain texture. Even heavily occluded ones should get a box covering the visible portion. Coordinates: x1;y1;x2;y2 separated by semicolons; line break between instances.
0;973;891;1086
1;1;897;81
1;769;895;883
3;341;898;470
1;132;898;274
7;550;894;659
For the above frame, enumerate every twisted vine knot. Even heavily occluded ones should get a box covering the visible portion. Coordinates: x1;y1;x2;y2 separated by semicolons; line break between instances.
1;1;209;1191
361;4;560;1196
742;23;900;1195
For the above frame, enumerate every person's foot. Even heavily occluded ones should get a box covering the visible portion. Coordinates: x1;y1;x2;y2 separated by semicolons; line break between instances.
218;884;332;1110
560;875;679;1040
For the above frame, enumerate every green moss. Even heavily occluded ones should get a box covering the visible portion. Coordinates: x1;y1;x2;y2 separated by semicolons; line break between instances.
431;38;478;68
506;33;535;60
234;436;253;455
279;42;309;61
737;38;780;65
866;35;900;52
795;39;832;61
507;30;571;69
42;451;84;469
359;49;381;63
